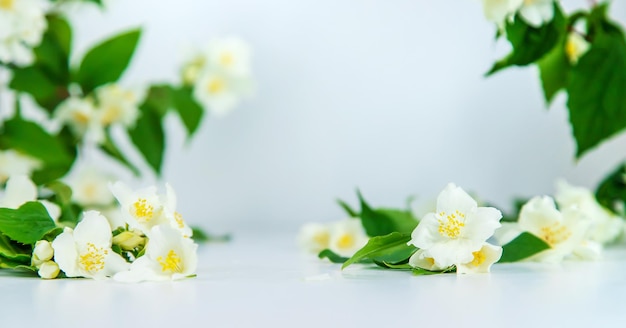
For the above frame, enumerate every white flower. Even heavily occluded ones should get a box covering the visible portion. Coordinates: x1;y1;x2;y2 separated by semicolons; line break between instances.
206;37;252;77
0;0;47;66
492;221;523;246
480;0;523;27
565;32;590;65
572;240;602;261
109;181;168;235
54;96;104;144
38;260;60;279
555;180;622;244
456;243;502;274
32;240;54;268
51;211;129;279
518;0;554;28
114;224;198;282
0;149;41;183
408;183;502;268
67;166;115;207
94;84;141;128
193;70;252;117
408;249;448;271
327;219;368;258
0;175;61;220
518;196;591;262
162;183;193;238
298;222;331;254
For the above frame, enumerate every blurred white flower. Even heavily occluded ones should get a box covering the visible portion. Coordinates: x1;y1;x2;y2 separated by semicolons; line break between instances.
38;260;60;279
51;211;129;279
518;0;554;27
193;70;252;117
32;239;54;268
480;0;523;27
456;243;502;274
572;240;603;261
54;96;104;144
565;32;590;65
67;166;115;207
327;219;368;258
408;249;448;271
298;222;331;254
114;224;198;282
0;149;41;183
0;175;60;220
109;181;168;235
181;52;206;85
518;196;590;262
408;183;502;268
94;84;141;128
555;180;622;244
206;37;252;77
162;183;193;238
492;221;523;246
0;0;47;66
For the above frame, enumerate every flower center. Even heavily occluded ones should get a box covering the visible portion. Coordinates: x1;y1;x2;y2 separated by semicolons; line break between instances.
313;231;330;248
174;212;185;229
219;52;234;67
101;105;122;125
72;111;90;125
0;0;14;10
157;249;183;273
471;250;486;266
207;78;225;94
132;198;154;222
337;234;355;250
79;242;108;273
437;210;465;239
539;223;571;246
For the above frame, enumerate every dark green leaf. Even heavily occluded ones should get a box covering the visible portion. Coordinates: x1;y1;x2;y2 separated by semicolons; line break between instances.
595;162;626;215
171;87;204;138
412;266;456;276
336;199;358;217
318;249;351;264
44;181;72;206
357;191;418;237
9;67;59;111
190;226;230;243
499;232;550;263
373;261;412;270
487;3;565;75
128;103;165;175
76;29;142;94
0;202;57;245
143;85;173;117
566;12;626;158
376;208;418;233
342;232;416;269
537;36;569;105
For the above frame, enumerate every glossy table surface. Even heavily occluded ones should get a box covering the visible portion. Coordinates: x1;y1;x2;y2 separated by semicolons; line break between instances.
2;232;626;327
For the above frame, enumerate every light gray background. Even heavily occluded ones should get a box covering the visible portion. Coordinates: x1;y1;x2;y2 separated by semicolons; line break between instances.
65;0;626;233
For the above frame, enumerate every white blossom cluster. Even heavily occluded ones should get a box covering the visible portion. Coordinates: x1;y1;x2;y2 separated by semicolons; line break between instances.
0;0;47;66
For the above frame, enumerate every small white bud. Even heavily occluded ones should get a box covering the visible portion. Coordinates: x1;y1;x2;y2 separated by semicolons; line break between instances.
38;261;60;279
32;240;54;268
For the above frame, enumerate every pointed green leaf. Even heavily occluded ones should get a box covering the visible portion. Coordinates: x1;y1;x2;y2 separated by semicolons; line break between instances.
0;202;57;245
595;162;626;215
171;87;204;138
128;103;165;175
357;191;418;237
336;199;358;218
76;29;141;94
318;249;351;264
342;232;416;269
499;232;550;263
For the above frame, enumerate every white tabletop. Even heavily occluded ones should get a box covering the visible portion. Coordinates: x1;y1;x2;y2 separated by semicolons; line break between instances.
2;233;626;327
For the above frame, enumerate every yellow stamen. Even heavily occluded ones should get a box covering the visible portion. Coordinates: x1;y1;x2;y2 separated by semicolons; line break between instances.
438;210;466;239
0;0;14;10
471;250;486;267
219;52;234;67
313;231;330;248
207;78;225;94
174;212;185;229
157;249;183;273
79;243;108;273
72;111;90;124
337;234;355;250
540;223;571;246
101;105;122;125
132;198;154;222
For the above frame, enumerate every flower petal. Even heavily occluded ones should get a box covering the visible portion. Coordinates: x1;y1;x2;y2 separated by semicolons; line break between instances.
73;211;113;248
437;183;477;216
51;228;80;277
462;207;502;242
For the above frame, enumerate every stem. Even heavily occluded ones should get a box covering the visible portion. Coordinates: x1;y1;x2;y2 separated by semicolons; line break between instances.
14;93;22;118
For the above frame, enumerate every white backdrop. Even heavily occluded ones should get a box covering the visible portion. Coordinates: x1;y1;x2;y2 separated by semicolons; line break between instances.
65;0;626;233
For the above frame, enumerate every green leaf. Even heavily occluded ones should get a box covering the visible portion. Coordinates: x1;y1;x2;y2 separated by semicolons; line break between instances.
44;181;72;205
357;191;418;237
342;232;416;269
373;261;412;270
412;266;456;276
487;3;565;75
376;208;418;233
0;118;75;184
0;234;30;262
537;36;569;105
318;249;351;264
128;103;165;175
9;67;60;111
336;199;358;217
143;85;173;116
171;87;204;138
566;14;626;158
76;29;142;94
0;202;57;245
190;226;230;243
499;232;550;263
595;162;626;215
100;130;140;176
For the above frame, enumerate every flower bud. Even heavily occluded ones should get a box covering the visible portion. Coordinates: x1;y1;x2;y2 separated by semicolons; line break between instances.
32;240;54;268
38;261;60;279
112;230;145;250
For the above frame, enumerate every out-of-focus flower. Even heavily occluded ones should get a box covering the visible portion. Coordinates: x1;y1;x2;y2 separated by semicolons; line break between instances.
0;175;60;220
67;166;115;207
54;96;104;144
327;219;368;258
51;211;129;279
0;0;47;66
565;32;591;65
206;37;252;77
518;0;554;27
480;0;523;27
193;70;252;117
0;150;41;183
298;222;331;254
114;224;198;282
456;243;502;274
408;183;502;268
94;84;141;128
518;196;590;262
